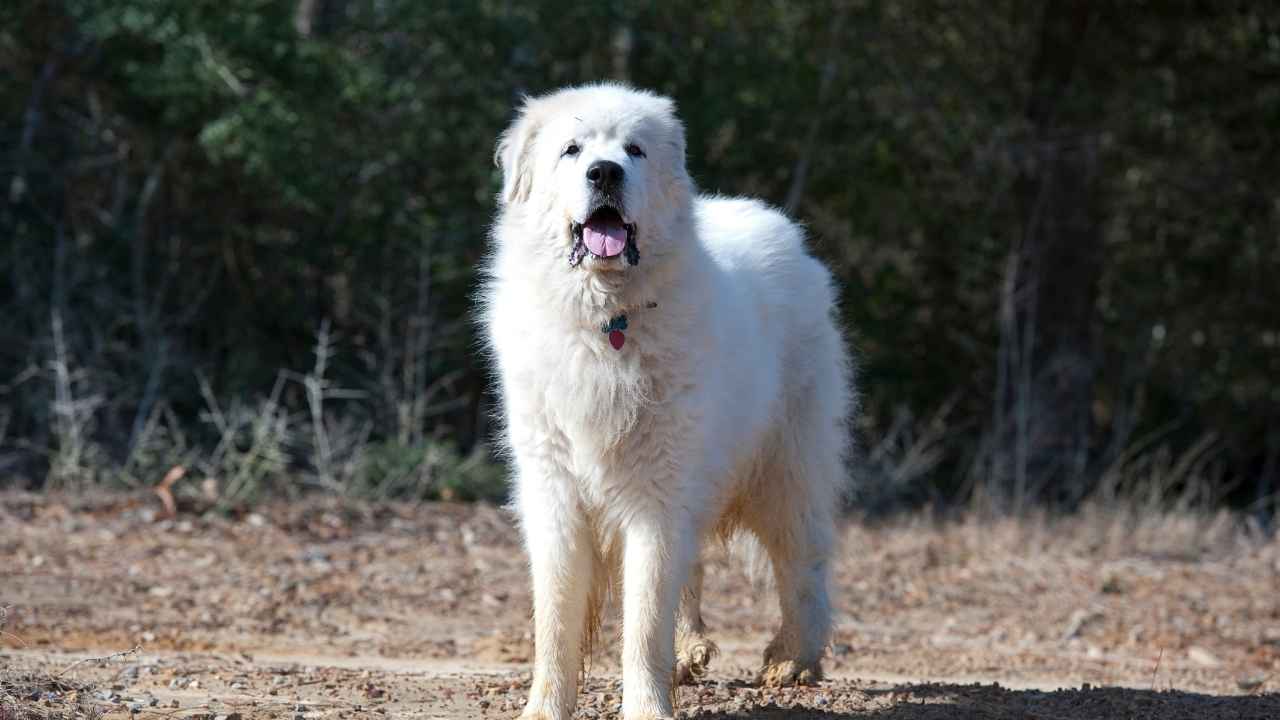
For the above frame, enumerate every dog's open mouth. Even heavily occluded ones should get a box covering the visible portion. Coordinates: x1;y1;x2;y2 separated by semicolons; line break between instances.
570;207;639;267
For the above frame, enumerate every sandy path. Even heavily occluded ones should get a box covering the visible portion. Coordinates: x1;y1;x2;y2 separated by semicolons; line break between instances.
2;492;1278;718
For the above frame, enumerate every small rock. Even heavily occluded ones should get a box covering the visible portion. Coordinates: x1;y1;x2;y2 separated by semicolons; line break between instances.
1061;609;1103;641
1100;573;1124;594
1237;675;1268;692
1187;646;1221;668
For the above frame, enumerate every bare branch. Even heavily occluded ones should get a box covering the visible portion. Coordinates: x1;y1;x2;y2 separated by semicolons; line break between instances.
783;6;848;215
55;645;142;678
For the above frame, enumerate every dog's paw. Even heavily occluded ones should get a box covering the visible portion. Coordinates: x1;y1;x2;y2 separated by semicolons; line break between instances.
675;634;719;685
517;703;567;720
757;657;823;687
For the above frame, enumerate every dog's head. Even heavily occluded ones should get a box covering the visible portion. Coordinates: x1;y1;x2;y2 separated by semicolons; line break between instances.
495;84;692;273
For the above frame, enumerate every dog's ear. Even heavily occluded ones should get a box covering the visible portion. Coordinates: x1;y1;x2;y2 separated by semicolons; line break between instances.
495;101;541;205
657;97;687;164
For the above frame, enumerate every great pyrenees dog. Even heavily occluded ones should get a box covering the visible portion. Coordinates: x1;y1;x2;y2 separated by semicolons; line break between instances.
481;83;853;720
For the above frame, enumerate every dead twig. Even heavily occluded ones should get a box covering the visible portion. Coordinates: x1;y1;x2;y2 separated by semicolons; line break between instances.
0;605;28;647
1149;647;1163;691
153;464;186;519
55;645;142;678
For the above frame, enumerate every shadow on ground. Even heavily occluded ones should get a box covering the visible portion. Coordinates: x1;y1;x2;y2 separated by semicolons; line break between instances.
682;682;1280;720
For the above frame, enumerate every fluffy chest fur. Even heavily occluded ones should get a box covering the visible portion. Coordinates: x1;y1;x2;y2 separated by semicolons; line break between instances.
487;269;703;483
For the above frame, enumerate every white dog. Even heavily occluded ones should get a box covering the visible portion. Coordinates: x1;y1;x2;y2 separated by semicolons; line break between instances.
481;83;853;720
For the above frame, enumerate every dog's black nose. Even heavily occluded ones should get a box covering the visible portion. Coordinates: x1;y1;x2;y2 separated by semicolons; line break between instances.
586;160;624;191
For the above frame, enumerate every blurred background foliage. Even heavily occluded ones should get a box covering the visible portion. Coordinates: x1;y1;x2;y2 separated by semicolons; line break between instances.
1;0;1277;514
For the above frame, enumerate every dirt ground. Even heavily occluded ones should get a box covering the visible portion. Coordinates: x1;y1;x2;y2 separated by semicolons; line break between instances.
2;491;1279;719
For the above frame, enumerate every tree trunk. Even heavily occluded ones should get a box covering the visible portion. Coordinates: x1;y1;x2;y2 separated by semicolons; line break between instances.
994;0;1103;506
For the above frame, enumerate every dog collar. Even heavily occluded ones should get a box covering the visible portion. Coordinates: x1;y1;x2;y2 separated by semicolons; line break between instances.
600;301;657;351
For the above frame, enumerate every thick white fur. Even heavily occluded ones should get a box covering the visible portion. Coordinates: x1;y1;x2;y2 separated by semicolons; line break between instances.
481;84;853;720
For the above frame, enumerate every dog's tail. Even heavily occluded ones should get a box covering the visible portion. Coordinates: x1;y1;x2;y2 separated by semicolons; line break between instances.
729;529;775;589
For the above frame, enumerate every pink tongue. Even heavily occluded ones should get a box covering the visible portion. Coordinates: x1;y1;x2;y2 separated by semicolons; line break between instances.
582;218;627;257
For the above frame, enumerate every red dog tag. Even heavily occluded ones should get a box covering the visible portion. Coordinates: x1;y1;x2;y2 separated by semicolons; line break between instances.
609;330;625;350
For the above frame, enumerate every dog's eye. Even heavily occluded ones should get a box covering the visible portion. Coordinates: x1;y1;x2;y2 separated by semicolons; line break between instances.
625;143;646;158
563;143;580;157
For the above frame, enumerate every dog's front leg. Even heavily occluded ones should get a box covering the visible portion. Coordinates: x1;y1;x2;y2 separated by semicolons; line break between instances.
519;487;593;720
621;512;691;720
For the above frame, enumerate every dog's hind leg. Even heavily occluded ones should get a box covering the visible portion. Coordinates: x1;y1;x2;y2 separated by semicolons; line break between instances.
674;560;719;684
749;495;835;686
754;508;834;686
747;418;841;686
